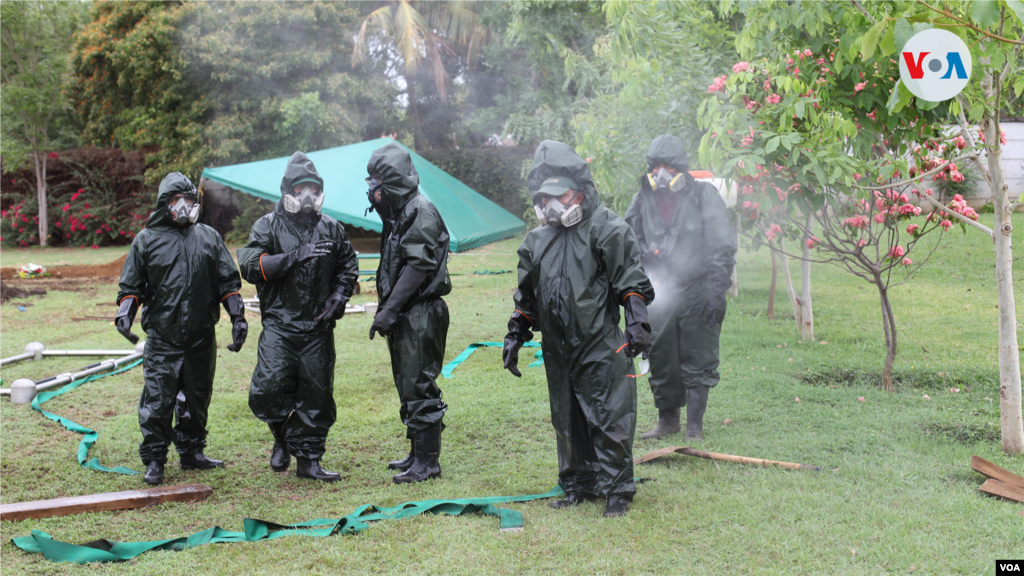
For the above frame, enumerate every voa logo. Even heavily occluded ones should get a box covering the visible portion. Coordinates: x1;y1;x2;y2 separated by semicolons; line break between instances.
898;28;972;102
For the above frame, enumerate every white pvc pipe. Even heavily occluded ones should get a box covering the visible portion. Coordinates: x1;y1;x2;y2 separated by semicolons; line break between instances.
41;350;138;357
0;352;35;366
34;352;143;393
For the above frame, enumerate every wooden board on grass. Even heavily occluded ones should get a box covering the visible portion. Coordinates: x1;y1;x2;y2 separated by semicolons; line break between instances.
970;455;1024;489
0;483;212;522
978;479;1024;504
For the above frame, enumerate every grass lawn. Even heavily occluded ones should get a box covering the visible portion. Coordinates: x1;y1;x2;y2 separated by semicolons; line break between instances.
1;214;1022;574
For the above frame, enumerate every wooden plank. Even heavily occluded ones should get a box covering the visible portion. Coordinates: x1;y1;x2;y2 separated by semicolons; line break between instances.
979;479;1024;504
970;455;1024;489
0;483;212;522
634;446;821;471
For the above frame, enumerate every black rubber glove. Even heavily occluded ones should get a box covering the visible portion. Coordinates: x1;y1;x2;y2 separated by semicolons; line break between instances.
502;311;534;377
222;293;247;352
701;273;732;326
115;297;140;344
259;240;334;280
315;289;350;322
622;294;652;359
369;266;427;340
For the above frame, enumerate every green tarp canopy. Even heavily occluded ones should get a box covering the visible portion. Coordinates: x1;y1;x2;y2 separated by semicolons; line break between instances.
201;138;527;252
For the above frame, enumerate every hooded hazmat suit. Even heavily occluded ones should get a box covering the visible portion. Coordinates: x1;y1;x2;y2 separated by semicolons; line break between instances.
237;152;358;463
624;135;736;434
366;143;451;482
509;140;654;501
117;172;243;466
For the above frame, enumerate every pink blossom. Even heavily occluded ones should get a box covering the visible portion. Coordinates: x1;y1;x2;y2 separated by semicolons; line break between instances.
856;239;868;247
940;219;954;230
792;67;801;75
804;48;812;57
854;82;866;92
805;237;819;249
906;223;919;234
83;202;90;209
91;244;98;249
889;246;905;259
853;173;861;180
763;80;771;91
766;223;782;241
732;61;750;73
901;258;913;266
745;100;759;110
586;157;592;163
844;214;869;229
48;151;58;159
866;110;876;121
62;204;70;212
873;212;887;223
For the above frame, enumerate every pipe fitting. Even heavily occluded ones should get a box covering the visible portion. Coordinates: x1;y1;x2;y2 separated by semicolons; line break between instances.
25;342;45;361
10;379;37;404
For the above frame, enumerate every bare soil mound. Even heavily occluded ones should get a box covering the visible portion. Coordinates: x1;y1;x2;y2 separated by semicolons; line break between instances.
0;254;127;280
0;280;47;304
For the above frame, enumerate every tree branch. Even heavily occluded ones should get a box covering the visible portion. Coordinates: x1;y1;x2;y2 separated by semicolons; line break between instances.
852;153;976;191
850;0;877;24
871;133;994;237
916;0;1024;44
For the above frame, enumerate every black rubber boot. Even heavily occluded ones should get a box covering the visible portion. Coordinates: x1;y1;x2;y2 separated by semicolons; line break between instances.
685;385;710;442
393;427;441;484
549;493;598;509
180;452;224;470
269;422;290;472
640;408;681;440
604;497;631;518
144;461;164;485
387;434;415;471
296;457;341;482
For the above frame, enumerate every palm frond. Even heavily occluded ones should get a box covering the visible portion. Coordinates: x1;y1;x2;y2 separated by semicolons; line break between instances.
352;6;394;67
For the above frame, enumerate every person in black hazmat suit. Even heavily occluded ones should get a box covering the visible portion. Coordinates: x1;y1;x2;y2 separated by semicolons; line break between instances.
365;142;451;484
624;135;736;442
237;152;358;482
502;140;654;518
116;172;247;486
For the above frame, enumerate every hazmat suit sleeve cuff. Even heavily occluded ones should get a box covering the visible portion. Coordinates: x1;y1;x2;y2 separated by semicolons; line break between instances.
117;294;141;307
506;310;534;342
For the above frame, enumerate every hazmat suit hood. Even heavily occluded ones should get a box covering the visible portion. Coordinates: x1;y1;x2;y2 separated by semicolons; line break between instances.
646;135;690;172
278;151;325;215
367;142;420;212
527;140;599;220
147;172;199;229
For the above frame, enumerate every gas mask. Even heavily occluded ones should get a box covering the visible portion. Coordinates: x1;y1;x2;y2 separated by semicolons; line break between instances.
283;182;324;214
364;176;390;218
646;168;687;193
169;193;199;225
534;193;583;228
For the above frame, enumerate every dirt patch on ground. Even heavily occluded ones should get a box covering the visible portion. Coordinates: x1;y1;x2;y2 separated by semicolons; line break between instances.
1;254;127;281
0;281;47;304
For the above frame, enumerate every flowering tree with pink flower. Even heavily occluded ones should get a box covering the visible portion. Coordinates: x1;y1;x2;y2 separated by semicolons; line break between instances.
698;46;983;391
701;0;1024;453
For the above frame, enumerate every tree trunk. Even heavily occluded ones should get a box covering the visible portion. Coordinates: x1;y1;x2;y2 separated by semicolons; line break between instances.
874;276;897;393
767;240;778;320
31;149;49;247
799;210;814;341
405;71;423;153
777;237;802;330
985;109;1024;454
